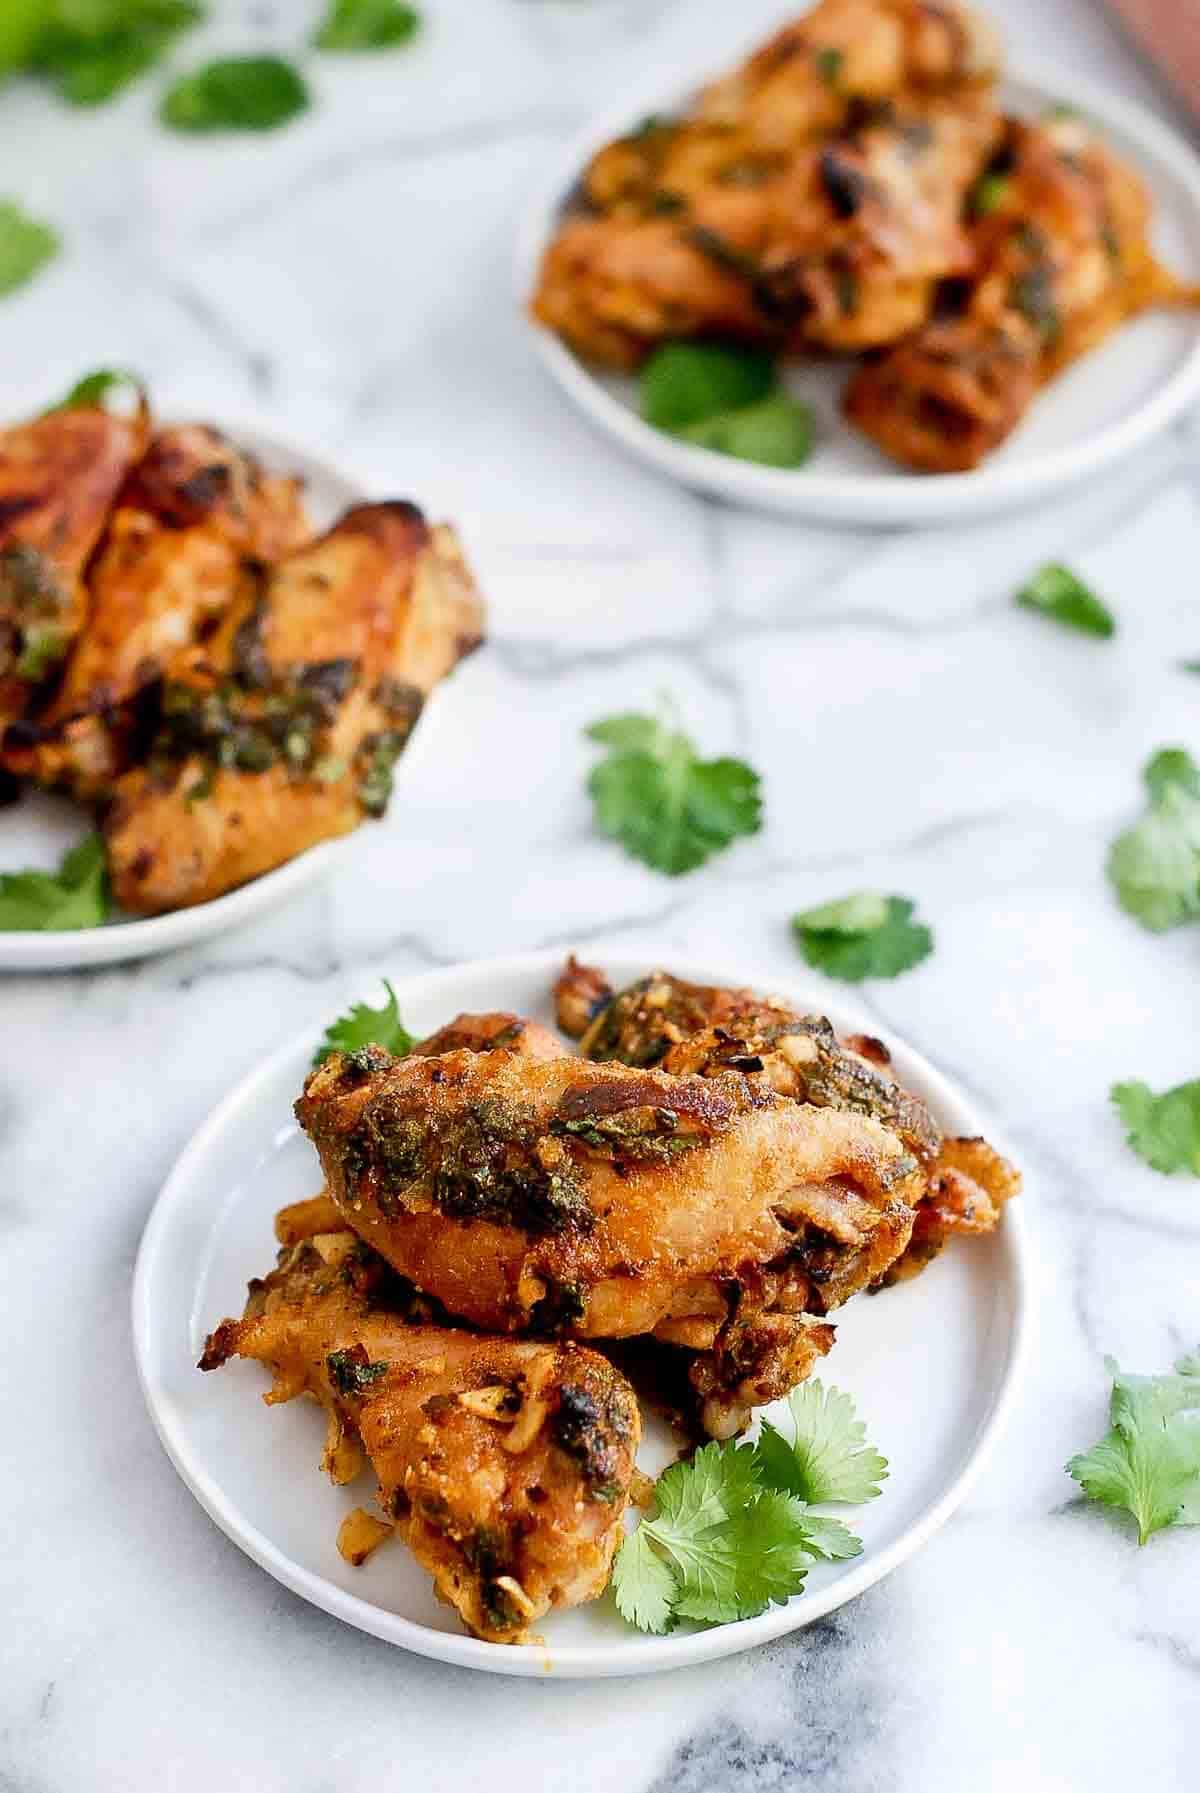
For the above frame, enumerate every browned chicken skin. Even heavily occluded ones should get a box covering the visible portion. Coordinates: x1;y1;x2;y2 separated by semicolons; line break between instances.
844;112;1198;469
104;502;483;914
296;1043;922;1436
201;1226;639;1642
5;425;310;800
0;401;148;736
554;959;1019;1286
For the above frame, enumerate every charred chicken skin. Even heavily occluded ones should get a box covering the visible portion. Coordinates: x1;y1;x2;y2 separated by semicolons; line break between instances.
0;399;148;737
554;958;1019;1286
201;1224;639;1643
843;112;1198;469
104;501;483;914
296;1043;924;1436
6;425;310;800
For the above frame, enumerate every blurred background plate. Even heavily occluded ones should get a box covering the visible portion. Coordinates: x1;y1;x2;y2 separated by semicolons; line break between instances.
518;59;1200;525
133;946;1030;1679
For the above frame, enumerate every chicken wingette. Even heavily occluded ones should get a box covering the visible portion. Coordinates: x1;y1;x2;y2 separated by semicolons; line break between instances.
104;501;484;914
844;111;1199;469
584;0;1001;218
532;89;1000;367
554;958;1019;1286
200;1224;639;1643
296;1044;925;1436
6;424;309;800
0;397;147;739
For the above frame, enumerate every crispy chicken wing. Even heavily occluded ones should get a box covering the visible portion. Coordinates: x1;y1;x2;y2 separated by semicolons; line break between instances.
200;1228;639;1642
844;112;1199;468
105;502;483;914
296;1044;921;1435
0;400;148;737
6;425;309;800
555;959;1019;1285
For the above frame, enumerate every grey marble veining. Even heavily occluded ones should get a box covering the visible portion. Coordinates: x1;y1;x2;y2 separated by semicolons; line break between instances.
2;1;1199;1787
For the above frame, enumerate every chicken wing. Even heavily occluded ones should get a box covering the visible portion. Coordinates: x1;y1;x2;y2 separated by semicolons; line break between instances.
844;112;1199;469
6;425;309;801
0;398;148;738
532;89;1000;367
200;1227;639;1642
296;1044;922;1435
555;958;1019;1286
104;502;484;914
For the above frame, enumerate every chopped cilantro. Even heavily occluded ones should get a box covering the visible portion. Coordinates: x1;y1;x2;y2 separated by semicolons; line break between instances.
1107;747;1200;932
792;892;933;982
1016;563;1115;638
313;979;415;1066
0;833;109;932
0;200;59;297
314;0;421;50
1068;1353;1200;1544
1111;1078;1200;1176
161;55;310;132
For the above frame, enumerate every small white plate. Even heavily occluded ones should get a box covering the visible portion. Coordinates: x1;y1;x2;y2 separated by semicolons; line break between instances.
133;946;1030;1679
0;422;370;973
518;57;1200;524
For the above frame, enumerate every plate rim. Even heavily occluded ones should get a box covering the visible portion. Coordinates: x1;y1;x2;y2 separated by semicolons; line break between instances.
132;943;1032;1679
0;413;373;974
515;56;1200;523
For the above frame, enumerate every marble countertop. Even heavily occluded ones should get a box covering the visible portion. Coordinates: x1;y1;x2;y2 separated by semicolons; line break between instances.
2;0;1199;1785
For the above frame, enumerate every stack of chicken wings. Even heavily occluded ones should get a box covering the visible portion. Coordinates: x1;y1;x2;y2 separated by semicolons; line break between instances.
530;0;1197;470
0;383;484;914
203;963;1019;1644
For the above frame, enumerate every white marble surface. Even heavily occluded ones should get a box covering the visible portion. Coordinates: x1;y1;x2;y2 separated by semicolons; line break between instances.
2;0;1199;1785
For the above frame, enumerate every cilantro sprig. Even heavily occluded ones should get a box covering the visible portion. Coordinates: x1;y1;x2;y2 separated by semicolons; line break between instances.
1067;1352;1200;1544
31;0;205;107
640;341;814;470
1015;563;1115;638
1111;1077;1200;1176
0;833;110;931
312;980;414;1066
585;703;762;876
1107;748;1200;932
792;890;933;982
612;1380;881;1634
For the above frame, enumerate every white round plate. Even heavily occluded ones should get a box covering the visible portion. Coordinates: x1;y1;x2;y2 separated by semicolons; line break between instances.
133;946;1029;1679
1;422;370;972
518;56;1200;524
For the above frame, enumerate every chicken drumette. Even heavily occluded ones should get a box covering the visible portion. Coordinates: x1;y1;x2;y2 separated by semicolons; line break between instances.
201;1214;640;1644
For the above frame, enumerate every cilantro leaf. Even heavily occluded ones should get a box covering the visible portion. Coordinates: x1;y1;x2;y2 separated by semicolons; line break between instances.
792;892;932;982
0;200;59;297
161;55;310;132
1067;1353;1200;1544
790;1509;863;1562
313;980;414;1066
1111;1078;1200;1175
45;368;146;415
754;1380;888;1505
611;1523;678;1633
1016;563;1115;637
586;704;761;876
679;391;814;470
0;833;109;932
32;2;205;107
1107;748;1200;932
612;1440;813;1633
314;0;421;50
641;342;774;432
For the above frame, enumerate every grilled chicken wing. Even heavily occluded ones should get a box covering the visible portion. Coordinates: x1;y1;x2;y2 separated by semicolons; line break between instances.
200;1228;639;1642
105;502;483;914
0;400;148;738
533;90;1000;367
296;1044;922;1435
584;0;1000;220
555;959;1019;1285
6;426;309;800
844;112;1198;468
